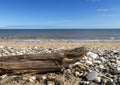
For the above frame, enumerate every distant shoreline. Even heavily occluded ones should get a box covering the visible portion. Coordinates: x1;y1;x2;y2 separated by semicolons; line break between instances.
0;38;120;42
0;29;119;42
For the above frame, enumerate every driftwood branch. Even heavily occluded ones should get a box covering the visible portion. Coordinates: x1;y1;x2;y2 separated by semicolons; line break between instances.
0;47;86;74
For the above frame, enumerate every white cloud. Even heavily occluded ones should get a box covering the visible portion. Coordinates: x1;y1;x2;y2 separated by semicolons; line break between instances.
97;14;116;17
96;8;116;12
96;8;117;17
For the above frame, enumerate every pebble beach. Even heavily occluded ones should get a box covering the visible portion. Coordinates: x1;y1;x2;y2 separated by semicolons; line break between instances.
0;41;119;85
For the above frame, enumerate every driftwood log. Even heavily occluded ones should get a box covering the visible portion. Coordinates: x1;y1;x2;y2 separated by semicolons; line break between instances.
0;47;86;74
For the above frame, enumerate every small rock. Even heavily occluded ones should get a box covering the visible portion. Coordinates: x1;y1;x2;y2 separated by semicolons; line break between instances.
99;64;104;69
93;60;101;64
46;50;52;53
47;81;55;85
0;74;7;79
66;69;72;74
101;79;108;84
89;82;95;85
94;77;101;83
74;71;81;77
86;71;98;81
116;60;120;65
118;77;120;83
106;81;115;85
116;66;120;72
86;60;93;65
42;75;47;80
100;57;106;63
86;52;98;59
29;76;36;82
72;65;85;77
111;67;120;75
22;77;28;80
112;50;119;54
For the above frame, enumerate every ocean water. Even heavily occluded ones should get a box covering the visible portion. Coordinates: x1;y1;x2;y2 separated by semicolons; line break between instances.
0;29;120;42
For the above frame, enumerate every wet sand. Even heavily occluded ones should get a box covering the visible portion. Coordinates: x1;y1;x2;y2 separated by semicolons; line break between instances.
0;41;119;50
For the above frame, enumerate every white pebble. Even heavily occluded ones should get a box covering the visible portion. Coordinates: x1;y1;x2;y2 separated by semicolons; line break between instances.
0;74;7;79
99;65;104;69
86;52;98;59
42;75;47;80
93;60;101;64
29;76;36;82
116;67;120;72
86;60;93;65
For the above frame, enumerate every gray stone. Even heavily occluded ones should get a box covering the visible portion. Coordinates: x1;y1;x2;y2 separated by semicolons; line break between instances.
100;57;106;63
86;71;98;81
116;66;120;72
106;81;115;85
94;77;101;83
89;82;95;85
86;52;98;59
111;68;120;75
118;77;120;83
101;79;108;84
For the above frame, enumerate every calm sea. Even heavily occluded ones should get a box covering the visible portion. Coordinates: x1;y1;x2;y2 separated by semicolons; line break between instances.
0;29;120;42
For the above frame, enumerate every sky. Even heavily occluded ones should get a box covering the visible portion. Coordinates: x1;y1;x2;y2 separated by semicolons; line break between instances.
0;0;120;29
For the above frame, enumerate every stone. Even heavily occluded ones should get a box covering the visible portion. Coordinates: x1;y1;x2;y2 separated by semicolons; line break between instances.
66;69;72;74
111;67;120;75
47;81;55;85
86;60;93;65
106;81;115;85
116;66;120;72
0;74;7;79
100;57;106;63
74;71;81;77
22;77;28;80
99;64;104;69
29;76;36;82
94;77;101;83
86;71;98;81
101;79;108;84
112;50;119;54
89;82;95;85
118;77;120;83
72;65;86;77
116;60;120;66
42;75;47;80
86;52;98;59
93;60;101;64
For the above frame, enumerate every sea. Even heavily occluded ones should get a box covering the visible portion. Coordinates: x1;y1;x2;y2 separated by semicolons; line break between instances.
0;29;120;42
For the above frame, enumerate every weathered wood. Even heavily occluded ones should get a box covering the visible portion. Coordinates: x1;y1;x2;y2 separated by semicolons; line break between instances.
0;47;86;74
64;46;86;59
0;53;63;74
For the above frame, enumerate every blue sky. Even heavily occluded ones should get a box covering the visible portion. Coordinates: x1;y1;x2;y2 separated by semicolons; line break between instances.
0;0;120;29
